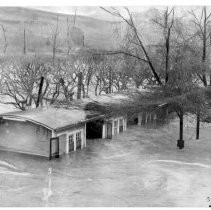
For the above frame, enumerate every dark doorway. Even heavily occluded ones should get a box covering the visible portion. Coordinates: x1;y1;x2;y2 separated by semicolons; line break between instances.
133;118;138;125
86;120;103;139
127;113;138;126
107;122;112;139
49;137;59;160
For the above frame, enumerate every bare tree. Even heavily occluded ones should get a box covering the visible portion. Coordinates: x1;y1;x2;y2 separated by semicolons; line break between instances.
153;41;207;148
1;25;8;54
189;6;211;86
101;7;163;86
44;59;77;103
0;57;45;110
23;26;26;55
48;16;60;62
152;7;175;84
66;17;71;55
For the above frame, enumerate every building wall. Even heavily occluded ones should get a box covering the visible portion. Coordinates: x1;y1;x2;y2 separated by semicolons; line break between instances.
56;124;86;156
0;120;52;157
102;115;127;139
138;111;157;125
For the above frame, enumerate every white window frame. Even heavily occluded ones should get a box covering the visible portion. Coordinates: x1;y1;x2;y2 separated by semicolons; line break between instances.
114;119;118;135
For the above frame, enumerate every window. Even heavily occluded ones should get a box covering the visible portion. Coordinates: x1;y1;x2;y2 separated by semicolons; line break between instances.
114;120;118;127
119;119;123;126
76;131;82;150
76;131;81;141
69;134;74;143
69;134;74;152
114;120;118;134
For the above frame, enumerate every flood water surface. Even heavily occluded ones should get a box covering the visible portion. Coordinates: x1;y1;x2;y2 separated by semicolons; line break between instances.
0;123;211;207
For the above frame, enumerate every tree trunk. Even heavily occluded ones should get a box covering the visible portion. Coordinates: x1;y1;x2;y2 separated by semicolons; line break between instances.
179;112;183;140
95;80;99;96
196;109;200;140
53;45;56;62
82;35;85;47
67;17;70;55
108;67;112;94
177;110;184;149
202;6;208;87
210;73;211;86
36;76;44;108
77;72;83;99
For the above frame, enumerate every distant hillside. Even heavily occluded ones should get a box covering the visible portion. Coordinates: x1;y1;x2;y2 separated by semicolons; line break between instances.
0;7;116;55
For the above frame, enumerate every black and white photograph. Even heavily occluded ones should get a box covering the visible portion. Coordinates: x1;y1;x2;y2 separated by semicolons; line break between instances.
0;0;210;207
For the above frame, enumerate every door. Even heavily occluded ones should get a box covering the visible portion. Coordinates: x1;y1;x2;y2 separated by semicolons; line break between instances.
76;131;82;150
69;134;74;152
50;137;59;160
107;122;112;139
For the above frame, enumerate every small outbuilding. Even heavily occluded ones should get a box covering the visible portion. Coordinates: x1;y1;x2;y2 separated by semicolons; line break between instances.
0;106;103;159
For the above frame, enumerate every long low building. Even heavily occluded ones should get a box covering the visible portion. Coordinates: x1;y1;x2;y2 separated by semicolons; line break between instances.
0;107;103;159
0;90;165;159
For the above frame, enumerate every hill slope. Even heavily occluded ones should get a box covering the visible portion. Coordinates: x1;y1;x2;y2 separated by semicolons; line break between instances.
0;7;116;55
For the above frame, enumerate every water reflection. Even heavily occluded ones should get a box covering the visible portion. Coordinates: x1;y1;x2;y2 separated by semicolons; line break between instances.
42;167;52;206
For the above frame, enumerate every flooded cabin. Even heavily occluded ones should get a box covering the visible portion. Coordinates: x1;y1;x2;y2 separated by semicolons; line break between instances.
0;90;168;159
0;107;101;159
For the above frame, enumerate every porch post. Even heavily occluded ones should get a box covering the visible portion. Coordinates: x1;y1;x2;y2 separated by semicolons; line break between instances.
102;123;106;139
84;124;87;148
124;116;127;131
65;134;69;154
112;120;114;135
74;133;76;151
145;112;148;124
117;118;120;134
138;113;142;126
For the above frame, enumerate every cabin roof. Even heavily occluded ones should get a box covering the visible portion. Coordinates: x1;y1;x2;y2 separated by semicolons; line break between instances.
0;89;162;131
0;106;103;131
63;89;161;117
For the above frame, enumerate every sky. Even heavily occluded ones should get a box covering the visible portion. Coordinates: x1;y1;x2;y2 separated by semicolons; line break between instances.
0;0;210;21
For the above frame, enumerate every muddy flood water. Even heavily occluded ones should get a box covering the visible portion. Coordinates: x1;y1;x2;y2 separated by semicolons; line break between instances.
0;121;211;207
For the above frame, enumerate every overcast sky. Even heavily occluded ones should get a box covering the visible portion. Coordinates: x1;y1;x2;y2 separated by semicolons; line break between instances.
28;6;205;21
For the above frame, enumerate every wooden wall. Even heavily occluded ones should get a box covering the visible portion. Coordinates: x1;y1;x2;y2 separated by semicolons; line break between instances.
0;120;52;157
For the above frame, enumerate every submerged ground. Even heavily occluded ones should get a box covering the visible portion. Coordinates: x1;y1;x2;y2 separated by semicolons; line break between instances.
0;117;211;207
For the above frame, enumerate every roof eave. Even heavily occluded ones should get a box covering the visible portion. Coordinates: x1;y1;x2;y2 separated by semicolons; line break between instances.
54;114;105;133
